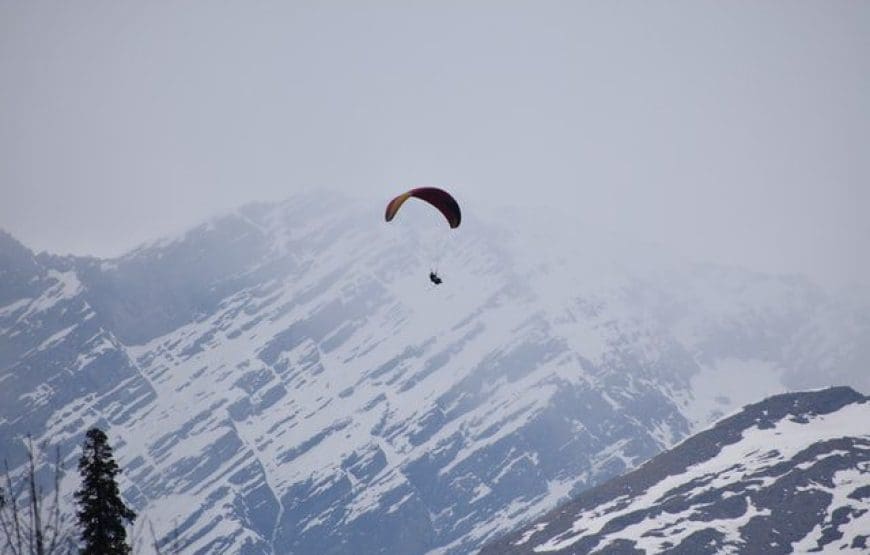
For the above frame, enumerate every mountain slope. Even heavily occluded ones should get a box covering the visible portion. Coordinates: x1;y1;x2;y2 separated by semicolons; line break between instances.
1;194;868;554
482;386;870;554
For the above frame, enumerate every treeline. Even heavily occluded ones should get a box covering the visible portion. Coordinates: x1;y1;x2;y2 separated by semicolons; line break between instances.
1;428;137;555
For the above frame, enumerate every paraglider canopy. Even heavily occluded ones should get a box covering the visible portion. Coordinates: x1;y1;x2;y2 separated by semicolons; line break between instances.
384;187;461;229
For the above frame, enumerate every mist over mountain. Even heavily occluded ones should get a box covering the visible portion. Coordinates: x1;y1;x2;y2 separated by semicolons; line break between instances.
1;193;867;554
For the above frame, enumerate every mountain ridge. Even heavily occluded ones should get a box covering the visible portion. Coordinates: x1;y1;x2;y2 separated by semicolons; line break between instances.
482;386;870;554
2;193;868;553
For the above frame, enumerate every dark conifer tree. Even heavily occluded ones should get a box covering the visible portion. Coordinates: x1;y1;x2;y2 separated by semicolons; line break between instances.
74;428;135;555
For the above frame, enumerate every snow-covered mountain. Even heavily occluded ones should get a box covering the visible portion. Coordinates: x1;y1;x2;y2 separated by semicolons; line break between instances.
1;193;867;554
482;386;870;554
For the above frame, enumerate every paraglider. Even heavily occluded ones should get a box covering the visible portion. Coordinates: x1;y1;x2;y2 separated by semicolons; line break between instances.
385;187;460;284
385;187;461;229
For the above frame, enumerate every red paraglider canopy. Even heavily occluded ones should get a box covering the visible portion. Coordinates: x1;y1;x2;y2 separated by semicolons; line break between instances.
384;187;461;229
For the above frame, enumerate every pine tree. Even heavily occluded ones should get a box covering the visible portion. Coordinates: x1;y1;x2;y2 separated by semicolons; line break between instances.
74;428;135;555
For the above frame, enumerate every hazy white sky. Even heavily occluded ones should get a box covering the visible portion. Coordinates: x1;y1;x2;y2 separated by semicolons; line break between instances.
1;1;868;288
